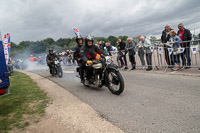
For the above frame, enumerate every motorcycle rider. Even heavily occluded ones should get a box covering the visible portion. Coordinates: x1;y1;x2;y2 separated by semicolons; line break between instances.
46;49;61;74
74;35;84;82
80;35;108;85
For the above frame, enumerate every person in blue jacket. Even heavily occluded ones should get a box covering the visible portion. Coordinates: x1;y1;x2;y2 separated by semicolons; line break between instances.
168;30;182;71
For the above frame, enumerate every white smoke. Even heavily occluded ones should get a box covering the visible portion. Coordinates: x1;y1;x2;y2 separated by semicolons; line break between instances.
23;60;48;71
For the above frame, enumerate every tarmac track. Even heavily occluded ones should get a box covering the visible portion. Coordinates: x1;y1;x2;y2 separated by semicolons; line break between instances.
31;66;200;133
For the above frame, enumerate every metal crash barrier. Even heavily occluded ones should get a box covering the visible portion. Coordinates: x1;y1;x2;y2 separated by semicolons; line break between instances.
111;39;200;72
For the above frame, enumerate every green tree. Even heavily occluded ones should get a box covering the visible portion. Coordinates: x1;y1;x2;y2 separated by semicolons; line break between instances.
107;36;118;46
118;36;128;42
56;38;71;47
42;38;55;45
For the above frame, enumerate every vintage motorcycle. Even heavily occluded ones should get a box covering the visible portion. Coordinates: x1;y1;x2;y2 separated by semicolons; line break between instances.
50;58;63;78
77;55;124;95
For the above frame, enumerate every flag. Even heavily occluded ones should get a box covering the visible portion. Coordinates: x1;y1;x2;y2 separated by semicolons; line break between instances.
72;27;81;37
190;45;198;54
150;45;154;52
168;48;173;55
158;47;163;54
178;47;185;53
2;33;11;64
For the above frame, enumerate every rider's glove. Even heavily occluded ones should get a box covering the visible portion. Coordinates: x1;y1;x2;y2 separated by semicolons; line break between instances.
87;60;93;65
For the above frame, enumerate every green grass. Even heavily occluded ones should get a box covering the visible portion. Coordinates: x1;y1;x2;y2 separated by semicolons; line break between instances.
0;71;49;133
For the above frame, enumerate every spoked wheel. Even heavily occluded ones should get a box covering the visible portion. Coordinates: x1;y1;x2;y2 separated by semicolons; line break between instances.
107;69;124;95
82;79;89;87
57;66;63;78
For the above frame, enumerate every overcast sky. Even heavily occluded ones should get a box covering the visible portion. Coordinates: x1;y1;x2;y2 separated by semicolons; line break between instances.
0;0;200;43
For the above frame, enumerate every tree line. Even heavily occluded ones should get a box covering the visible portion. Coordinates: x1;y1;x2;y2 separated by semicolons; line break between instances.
10;35;158;57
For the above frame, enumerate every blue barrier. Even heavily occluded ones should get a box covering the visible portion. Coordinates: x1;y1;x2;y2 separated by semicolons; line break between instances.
0;37;10;96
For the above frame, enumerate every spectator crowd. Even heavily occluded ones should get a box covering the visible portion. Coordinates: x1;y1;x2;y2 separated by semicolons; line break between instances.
53;23;200;72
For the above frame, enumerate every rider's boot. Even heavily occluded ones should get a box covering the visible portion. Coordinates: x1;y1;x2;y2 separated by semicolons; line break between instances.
80;77;84;83
85;80;89;86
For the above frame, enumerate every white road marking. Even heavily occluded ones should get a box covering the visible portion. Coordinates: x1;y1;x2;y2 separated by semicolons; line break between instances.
63;70;75;73
170;71;177;73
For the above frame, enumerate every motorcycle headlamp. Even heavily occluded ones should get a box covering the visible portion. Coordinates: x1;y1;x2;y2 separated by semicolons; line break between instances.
105;56;113;64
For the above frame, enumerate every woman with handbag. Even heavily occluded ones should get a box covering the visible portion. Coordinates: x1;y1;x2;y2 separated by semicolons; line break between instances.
169;30;182;71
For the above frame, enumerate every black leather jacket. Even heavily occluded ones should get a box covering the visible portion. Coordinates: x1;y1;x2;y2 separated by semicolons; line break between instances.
161;28;173;43
177;28;192;47
74;45;82;61
46;53;59;63
80;44;107;63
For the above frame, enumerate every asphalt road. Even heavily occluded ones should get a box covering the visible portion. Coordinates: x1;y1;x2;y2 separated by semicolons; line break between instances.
31;66;200;133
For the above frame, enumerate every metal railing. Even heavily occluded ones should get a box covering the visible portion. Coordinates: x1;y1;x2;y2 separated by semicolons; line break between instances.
111;39;200;72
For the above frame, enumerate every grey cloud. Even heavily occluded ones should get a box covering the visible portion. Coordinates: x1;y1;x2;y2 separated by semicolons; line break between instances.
0;0;200;43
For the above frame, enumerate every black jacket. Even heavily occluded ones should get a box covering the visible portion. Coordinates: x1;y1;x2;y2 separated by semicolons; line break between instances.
118;41;126;51
46;53;59;62
161;28;173;44
80;44;107;63
73;45;82;61
126;42;135;56
177;28;192;47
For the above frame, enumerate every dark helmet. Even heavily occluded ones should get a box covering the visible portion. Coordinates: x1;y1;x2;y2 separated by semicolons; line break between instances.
75;35;83;44
49;48;53;53
85;35;94;45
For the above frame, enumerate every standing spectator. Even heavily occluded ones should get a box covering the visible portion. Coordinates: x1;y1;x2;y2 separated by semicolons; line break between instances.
38;56;43;64
140;36;152;71
99;41;105;50
71;50;76;66
161;24;174;67
177;23;192;69
105;42;113;56
198;33;200;45
126;38;136;70
137;35;145;69
117;42;124;68
67;50;73;65
62;51;67;65
117;38;128;69
169;30;182;71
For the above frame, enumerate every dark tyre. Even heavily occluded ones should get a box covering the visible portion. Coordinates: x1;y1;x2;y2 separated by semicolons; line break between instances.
57;66;63;78
51;67;56;76
107;69;124;95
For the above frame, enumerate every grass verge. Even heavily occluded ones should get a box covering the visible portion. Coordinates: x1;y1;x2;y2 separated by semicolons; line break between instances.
0;71;49;133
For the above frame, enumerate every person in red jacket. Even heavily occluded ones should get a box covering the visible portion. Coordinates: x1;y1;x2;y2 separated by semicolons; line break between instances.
177;23;192;69
28;55;39;62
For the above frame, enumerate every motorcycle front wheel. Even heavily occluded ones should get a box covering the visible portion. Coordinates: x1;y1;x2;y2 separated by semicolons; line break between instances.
107;69;124;95
57;66;63;78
